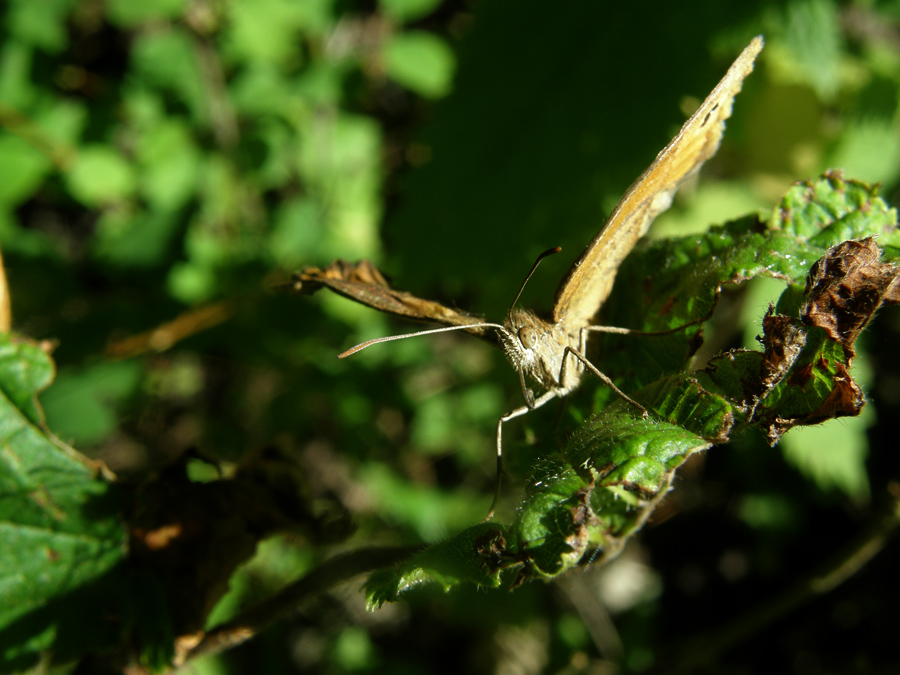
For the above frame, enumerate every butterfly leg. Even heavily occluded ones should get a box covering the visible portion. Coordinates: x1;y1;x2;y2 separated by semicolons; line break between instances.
486;390;558;519
585;305;713;338
561;344;649;419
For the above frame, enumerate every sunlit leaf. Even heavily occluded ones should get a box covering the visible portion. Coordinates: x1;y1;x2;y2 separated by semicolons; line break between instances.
382;32;456;99
6;0;75;52
0;336;127;671
65;146;137;206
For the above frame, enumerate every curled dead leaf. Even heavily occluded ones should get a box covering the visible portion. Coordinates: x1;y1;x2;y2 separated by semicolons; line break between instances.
802;238;900;357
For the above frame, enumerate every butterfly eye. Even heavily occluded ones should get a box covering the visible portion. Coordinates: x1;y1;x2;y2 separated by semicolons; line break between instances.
518;326;537;350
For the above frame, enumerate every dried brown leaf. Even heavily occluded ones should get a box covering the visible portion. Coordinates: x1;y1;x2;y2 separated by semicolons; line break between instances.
802;238;900;357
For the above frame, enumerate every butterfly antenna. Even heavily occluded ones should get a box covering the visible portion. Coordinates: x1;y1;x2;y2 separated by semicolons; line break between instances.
338;322;507;358
510;246;562;308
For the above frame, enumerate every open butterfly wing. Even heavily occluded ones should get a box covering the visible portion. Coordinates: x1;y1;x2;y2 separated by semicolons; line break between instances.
292;260;494;338
552;36;764;330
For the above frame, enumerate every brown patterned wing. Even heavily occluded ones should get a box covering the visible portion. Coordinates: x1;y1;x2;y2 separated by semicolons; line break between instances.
553;36;764;330
291;260;493;338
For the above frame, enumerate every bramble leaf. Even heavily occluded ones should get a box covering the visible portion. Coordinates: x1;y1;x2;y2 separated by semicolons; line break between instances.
0;335;127;672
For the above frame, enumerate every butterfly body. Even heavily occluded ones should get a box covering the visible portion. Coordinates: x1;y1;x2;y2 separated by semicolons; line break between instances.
500;308;584;397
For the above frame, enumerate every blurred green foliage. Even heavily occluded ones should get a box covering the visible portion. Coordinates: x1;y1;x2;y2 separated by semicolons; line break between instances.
2;0;900;673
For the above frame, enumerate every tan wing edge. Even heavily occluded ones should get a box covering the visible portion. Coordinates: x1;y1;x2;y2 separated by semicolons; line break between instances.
553;36;764;328
293;260;492;335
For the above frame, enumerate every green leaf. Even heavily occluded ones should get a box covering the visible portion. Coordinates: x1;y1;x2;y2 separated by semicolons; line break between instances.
206;536;316;628
296;112;383;259
135;117;201;211
224;0;332;64
332;626;376;670
292;62;347;107
0;41;38;110
365;523;510;608
168;260;217;303
382;32;456;99
269;197;325;266
780;413;871;501
6;0;76;53
0;339;55;427
781;0;843;100
230;64;294;117
772;172;899;245
65;145;137;206
34;97;87;149
825;117;900;187
131;28;206;124
0;134;52;208
0;335;126;670
514;464;595;578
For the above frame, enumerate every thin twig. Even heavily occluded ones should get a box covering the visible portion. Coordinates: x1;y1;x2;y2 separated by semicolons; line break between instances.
189;33;239;150
0;246;9;332
177;545;420;665
104;301;236;358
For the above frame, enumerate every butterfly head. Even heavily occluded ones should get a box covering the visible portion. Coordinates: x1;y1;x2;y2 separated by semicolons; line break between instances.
499;307;576;393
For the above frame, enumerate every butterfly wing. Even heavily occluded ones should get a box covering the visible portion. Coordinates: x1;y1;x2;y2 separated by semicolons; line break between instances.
292;259;494;338
552;36;764;330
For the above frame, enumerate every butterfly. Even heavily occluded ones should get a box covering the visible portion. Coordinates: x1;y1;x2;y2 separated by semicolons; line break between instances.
293;36;764;515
